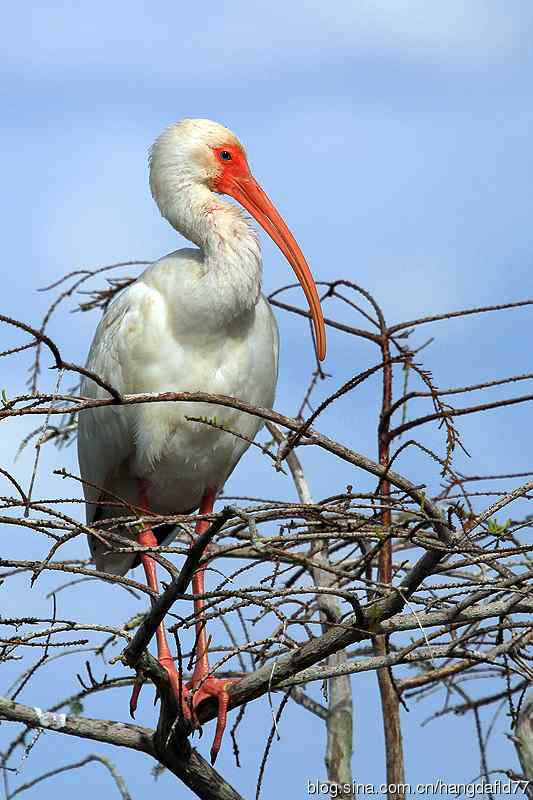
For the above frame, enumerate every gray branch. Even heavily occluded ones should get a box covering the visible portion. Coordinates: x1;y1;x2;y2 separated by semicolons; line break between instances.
9;754;132;800
194;593;533;726
267;422;354;795
0;697;244;800
514;690;533;793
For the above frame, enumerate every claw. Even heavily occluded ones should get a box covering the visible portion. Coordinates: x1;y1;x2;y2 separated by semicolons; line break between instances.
129;659;192;725
188;676;238;764
210;687;230;764
129;673;144;718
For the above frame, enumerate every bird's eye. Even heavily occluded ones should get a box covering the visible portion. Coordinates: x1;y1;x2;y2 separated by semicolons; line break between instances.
219;150;232;161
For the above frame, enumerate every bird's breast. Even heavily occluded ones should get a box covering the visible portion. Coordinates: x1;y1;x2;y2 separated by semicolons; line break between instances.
121;291;279;513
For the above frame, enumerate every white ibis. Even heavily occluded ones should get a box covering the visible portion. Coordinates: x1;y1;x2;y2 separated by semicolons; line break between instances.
77;118;326;763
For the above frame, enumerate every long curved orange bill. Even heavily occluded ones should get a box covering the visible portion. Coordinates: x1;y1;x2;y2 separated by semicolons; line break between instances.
225;175;327;361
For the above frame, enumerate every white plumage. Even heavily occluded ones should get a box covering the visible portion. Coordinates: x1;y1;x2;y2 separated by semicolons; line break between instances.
77;120;288;575
76;118;326;763
78;250;278;574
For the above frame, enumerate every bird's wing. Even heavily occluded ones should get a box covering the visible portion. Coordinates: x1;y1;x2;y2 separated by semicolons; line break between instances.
77;284;144;526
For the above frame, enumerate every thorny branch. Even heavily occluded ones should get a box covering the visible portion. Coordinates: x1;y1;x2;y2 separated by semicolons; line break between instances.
0;263;532;798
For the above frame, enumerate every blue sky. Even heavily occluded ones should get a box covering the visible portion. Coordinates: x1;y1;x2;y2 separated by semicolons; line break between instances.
1;2;532;798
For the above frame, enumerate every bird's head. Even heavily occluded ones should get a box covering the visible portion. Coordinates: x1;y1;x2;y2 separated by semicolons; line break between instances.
150;119;326;361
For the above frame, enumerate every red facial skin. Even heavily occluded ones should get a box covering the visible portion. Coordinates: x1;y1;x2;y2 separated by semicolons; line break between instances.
209;143;327;362
211;144;252;191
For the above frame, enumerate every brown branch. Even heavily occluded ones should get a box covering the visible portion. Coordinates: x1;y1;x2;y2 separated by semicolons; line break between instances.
388;298;533;335
0;315;121;400
268;297;381;345
388;392;533;440
375;320;405;796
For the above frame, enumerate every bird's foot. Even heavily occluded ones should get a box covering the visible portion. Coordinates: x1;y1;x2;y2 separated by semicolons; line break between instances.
187;676;239;764
160;655;192;720
129;656;191;722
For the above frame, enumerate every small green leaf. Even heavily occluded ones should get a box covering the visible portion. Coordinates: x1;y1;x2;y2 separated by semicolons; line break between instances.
487;516;511;536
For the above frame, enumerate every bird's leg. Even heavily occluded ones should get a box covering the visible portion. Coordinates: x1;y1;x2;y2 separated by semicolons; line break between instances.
187;487;238;764
130;481;190;720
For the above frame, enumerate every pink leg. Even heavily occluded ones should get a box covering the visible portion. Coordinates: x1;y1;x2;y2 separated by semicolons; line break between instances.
130;483;191;721
187;488;237;764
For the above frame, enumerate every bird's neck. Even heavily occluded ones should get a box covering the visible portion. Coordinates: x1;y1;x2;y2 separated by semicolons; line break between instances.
159;183;263;319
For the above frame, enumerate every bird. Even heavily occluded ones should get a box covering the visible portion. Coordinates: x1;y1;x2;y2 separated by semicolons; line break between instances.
77;118;326;763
